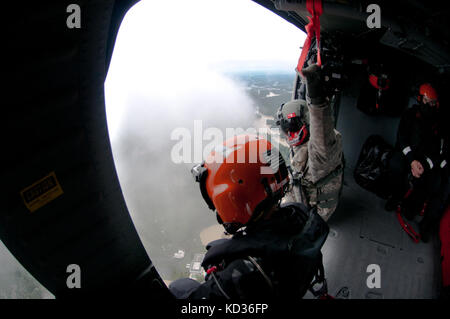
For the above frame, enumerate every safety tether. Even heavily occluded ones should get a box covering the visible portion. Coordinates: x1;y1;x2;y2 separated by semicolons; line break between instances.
396;188;425;243
296;0;323;75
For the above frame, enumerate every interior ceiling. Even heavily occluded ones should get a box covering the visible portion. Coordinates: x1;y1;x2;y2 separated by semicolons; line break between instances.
253;0;450;70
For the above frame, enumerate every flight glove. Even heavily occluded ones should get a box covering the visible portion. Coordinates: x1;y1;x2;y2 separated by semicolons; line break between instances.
302;64;326;105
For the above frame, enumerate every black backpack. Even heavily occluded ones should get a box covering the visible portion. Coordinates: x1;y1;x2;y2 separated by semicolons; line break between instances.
354;135;394;199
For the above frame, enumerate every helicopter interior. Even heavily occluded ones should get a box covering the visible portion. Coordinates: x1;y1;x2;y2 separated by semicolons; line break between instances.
2;0;450;299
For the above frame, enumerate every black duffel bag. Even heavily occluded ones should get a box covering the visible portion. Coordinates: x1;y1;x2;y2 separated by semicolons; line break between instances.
354;135;394;199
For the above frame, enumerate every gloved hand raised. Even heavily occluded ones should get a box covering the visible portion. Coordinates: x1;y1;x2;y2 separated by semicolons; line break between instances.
302;63;326;105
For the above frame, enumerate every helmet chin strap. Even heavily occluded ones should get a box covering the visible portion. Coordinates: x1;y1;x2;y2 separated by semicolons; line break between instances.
288;125;309;146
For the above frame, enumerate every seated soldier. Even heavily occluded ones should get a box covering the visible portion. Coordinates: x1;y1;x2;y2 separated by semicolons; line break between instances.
385;83;447;239
277;64;344;221
169;134;329;299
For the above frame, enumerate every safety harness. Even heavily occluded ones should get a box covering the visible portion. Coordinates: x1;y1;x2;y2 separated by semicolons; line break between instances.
201;203;332;299
296;0;323;75
206;255;332;299
301;164;344;209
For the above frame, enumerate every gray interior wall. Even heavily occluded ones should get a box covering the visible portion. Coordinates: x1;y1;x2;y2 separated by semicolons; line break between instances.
336;70;401;169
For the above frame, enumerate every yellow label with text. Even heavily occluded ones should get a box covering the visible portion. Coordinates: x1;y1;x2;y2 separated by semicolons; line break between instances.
20;172;64;212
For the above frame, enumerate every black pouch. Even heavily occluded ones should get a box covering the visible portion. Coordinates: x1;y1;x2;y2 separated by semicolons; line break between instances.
354;135;394;199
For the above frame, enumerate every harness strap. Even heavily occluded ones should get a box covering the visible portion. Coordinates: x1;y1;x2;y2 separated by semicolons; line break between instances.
207;257;274;298
317;190;339;202
316;165;343;187
302;164;342;189
420;201;427;217
248;256;274;291
301;164;343;207
396;209;421;243
395;188;424;243
317;197;339;209
296;0;323;75
308;253;331;299
210;272;231;299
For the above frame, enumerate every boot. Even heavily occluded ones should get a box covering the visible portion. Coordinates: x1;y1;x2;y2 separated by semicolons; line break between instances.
419;220;431;243
402;195;422;220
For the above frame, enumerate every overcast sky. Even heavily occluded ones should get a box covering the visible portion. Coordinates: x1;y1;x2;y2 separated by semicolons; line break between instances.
103;0;306;279
105;0;306;140
111;0;306;70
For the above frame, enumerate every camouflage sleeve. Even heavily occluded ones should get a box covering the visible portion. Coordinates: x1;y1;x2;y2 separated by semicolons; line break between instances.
307;100;342;184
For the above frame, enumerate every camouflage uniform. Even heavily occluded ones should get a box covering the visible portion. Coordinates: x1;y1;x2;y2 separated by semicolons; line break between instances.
283;99;343;221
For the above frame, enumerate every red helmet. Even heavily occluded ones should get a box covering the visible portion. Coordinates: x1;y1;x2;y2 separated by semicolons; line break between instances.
418;83;439;107
191;134;289;233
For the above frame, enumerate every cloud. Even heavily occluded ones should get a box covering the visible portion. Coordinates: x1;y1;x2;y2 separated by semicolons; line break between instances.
104;0;304;280
105;24;258;279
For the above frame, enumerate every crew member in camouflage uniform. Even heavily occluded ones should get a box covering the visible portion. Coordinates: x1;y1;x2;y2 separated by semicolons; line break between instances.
278;64;343;221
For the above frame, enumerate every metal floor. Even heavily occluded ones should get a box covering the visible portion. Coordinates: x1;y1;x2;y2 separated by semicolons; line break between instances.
314;172;442;299
305;84;442;299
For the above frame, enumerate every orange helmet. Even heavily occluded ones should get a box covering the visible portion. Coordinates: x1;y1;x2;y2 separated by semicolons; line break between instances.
418;83;439;107
191;134;289;234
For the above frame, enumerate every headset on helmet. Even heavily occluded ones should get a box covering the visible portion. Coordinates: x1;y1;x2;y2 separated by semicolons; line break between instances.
418;83;439;108
276;99;310;147
191;134;289;234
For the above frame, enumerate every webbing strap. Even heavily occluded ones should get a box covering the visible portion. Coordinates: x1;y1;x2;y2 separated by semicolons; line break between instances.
301;165;342;189
317;191;337;201
210;272;231;299
248;256;274;291
396;210;421;243
315;165;343;188
296;0;323;75
301;165;342;208
308;254;330;299
317;197;338;209
395;188;423;243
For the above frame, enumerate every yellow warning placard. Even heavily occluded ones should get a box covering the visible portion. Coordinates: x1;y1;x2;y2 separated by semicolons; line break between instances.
20;172;64;212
